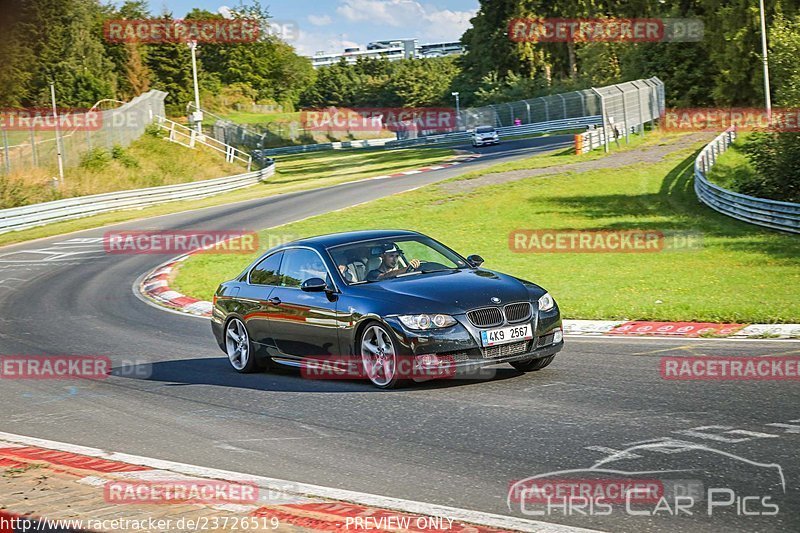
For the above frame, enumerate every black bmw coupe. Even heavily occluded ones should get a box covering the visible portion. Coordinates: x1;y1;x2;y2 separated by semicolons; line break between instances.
211;230;563;388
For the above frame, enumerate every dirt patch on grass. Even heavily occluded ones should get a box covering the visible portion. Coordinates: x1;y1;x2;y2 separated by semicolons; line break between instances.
442;132;713;195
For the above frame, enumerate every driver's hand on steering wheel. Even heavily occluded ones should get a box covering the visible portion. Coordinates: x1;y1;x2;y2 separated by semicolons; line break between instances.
407;258;421;270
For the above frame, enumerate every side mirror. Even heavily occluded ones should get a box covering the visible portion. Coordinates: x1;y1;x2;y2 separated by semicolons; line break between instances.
467;254;484;267
301;277;328;292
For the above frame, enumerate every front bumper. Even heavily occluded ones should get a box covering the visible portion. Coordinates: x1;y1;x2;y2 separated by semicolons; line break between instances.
383;310;563;370
473;138;499;145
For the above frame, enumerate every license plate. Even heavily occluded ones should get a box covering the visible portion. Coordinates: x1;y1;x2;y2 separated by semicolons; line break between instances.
480;324;533;347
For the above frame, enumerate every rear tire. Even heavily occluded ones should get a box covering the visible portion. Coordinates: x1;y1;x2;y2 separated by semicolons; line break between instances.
510;355;555;372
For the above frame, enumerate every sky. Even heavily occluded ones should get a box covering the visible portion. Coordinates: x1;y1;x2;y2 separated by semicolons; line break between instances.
123;0;479;55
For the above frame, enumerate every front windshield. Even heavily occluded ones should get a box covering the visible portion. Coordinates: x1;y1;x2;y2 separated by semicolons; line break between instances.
476;126;495;133
328;236;468;284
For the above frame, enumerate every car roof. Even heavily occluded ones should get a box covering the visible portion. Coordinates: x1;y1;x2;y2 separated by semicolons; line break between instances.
279;229;424;249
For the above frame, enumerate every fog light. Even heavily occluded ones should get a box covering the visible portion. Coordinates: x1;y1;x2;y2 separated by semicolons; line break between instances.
553;328;563;343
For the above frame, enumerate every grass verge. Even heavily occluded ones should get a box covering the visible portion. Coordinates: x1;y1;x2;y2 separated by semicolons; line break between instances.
174;132;800;323
0;146;455;248
705;132;758;190
0;128;246;209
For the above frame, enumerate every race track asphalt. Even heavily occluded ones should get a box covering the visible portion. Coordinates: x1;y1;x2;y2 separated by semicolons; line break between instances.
0;134;797;532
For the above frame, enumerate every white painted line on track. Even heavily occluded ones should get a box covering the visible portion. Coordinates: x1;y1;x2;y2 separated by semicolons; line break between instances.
0;431;599;533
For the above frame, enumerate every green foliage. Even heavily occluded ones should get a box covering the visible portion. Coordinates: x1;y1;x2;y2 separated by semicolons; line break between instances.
5;0;800;124
740;131;800;203
79;147;112;170
145;123;164;138
769;11;800;106
299;57;460;108
110;144;139;168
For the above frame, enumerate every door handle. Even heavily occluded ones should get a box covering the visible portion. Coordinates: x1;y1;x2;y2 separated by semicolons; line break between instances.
268;296;282;305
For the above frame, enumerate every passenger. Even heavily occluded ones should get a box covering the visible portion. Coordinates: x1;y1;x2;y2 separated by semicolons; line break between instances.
338;264;356;283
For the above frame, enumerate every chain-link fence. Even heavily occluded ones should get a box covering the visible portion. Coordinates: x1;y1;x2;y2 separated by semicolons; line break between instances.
0;90;167;176
462;77;664;132
203;78;664;153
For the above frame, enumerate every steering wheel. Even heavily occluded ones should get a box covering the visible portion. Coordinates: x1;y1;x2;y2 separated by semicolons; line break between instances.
405;258;424;271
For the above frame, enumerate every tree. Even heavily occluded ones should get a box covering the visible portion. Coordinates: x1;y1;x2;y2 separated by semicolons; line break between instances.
385;57;460;107
8;0;116;107
769;11;800;106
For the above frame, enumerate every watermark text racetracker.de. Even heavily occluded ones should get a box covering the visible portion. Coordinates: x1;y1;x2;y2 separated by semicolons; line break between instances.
509;229;703;253
508;18;704;43
0;108;102;131
105;480;258;504
103;18;260;43
0;355;152;380
103;230;258;254
300;354;457;381
662;108;800;131
0;356;110;380
661;356;800;381
301;107;457;133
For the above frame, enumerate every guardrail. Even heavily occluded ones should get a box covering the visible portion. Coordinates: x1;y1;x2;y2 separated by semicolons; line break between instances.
574;128;607;153
259;116;602;156
694;128;800;234
155;116;252;170
0;164;275;234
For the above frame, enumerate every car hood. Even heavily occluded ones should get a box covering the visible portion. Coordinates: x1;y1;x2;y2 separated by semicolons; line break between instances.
353;268;542;314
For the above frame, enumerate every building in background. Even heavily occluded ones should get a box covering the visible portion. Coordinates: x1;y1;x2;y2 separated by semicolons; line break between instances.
309;38;463;68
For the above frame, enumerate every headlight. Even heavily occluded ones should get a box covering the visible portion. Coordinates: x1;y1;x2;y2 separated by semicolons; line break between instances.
398;314;457;330
538;292;555;312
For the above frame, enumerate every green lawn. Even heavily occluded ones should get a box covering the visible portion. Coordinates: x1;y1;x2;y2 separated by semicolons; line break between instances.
705;132;758;190
174;132;800;323
0;146;455;248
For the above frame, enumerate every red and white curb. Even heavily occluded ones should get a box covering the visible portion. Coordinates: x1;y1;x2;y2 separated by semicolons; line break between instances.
0;432;597;533
138;254;212;316
138;269;800;341
564;320;800;339
136;150;797;340
366;153;481;180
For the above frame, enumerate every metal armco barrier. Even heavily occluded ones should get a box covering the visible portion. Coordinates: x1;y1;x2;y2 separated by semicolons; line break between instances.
694;129;800;234
0;163;275;234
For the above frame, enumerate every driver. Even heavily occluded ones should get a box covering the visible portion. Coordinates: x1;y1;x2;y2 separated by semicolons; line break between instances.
366;243;420;281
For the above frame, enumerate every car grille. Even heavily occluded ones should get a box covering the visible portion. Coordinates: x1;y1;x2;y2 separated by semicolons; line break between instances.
467;307;504;328
505;302;532;323
467;302;533;327
482;340;530;359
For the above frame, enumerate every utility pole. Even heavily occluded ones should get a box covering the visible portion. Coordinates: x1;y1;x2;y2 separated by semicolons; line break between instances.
189;40;203;133
758;0;772;121
451;91;461;131
50;82;65;183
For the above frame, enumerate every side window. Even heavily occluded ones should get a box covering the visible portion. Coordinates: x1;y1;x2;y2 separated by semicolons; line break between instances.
279;249;329;288
249;252;283;286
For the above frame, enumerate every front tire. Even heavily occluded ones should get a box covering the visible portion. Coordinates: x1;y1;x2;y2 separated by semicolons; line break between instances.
510;355;555;372
360;322;402;389
225;318;258;373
